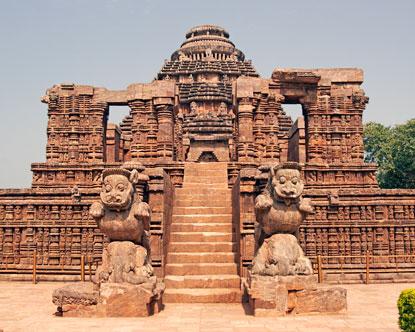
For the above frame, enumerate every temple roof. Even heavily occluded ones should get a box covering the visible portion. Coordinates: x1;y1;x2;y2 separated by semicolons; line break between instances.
178;82;232;103
158;60;257;77
158;25;258;77
165;24;255;64
157;25;259;103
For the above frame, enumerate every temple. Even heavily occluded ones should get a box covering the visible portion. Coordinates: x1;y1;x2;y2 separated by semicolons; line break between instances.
1;25;415;302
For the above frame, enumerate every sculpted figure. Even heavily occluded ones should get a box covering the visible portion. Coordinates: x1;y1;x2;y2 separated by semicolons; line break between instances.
218;102;228;117
90;167;153;285
53;165;164;316
252;162;314;276
255;162;313;236
90;168;150;243
189;101;198;116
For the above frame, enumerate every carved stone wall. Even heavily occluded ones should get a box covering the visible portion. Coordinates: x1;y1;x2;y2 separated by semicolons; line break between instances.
1;25;415;283
0;190;102;277
233;168;415;281
0;167;172;279
43;84;107;163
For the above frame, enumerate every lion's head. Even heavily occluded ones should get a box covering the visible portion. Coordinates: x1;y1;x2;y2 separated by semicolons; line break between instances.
100;168;139;210
267;162;304;201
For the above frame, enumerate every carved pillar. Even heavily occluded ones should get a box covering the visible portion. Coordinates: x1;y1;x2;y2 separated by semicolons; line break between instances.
174;106;184;161
154;98;174;161
264;94;282;161
303;101;322;163
145;168;174;278
130;100;150;160
237;98;256;161
233;168;258;278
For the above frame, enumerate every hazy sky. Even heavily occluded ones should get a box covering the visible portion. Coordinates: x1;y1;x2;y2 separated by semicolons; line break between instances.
0;0;414;188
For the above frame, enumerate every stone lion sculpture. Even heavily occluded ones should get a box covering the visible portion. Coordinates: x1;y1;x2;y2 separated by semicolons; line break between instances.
252;162;314;276
90;168;151;243
90;167;153;285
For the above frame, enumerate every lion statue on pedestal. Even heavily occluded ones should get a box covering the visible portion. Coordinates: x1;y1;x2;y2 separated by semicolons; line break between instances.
90;167;153;284
252;162;314;276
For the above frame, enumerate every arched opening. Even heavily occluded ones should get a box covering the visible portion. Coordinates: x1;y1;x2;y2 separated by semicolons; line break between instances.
197;151;219;162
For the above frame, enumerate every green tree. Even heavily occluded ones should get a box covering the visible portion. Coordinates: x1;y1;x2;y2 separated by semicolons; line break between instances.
364;119;415;189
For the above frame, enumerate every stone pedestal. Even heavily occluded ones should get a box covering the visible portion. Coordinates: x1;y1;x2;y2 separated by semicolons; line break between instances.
245;273;347;316
53;277;164;317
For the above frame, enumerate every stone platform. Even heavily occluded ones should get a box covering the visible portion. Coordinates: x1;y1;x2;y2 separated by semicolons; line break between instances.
52;279;164;317
245;274;347;316
0;281;411;331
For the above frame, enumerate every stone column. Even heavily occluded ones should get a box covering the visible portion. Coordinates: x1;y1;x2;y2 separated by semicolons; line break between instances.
154;98;174;161
237;97;256;161
129;100;147;160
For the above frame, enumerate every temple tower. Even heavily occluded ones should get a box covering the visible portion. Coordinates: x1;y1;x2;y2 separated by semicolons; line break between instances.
157;25;259;162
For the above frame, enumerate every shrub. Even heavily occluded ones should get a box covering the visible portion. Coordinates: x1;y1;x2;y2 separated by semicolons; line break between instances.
398;289;415;331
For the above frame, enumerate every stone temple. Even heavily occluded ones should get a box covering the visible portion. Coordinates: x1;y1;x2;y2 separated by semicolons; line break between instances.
1;25;415;303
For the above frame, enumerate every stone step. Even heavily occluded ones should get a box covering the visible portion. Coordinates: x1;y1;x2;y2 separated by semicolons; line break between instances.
164;274;240;289
174;199;232;207
181;183;229;190
183;173;227;179
175;197;232;204
172;214;232;223
174;196;232;205
163;288;242;303
170;232;233;242
175;188;231;196
167;252;237;264
165;263;238;275
175;195;231;202
184;162;228;170
169;242;236;253
184;166;227;171
173;206;232;215
171;222;233;233
183;176;227;183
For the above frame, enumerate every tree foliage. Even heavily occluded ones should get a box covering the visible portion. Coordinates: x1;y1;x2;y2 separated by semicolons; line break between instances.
364;119;415;189
398;289;415;332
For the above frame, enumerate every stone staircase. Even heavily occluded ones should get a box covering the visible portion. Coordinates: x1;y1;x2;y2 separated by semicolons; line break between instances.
164;162;241;303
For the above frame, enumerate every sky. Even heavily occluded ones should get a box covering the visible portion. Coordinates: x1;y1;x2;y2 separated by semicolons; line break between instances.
0;0;414;188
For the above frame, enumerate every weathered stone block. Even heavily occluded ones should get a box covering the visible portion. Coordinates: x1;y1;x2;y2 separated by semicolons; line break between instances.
248;274;317;292
278;275;318;291
97;281;164;317
52;280;164;317
294;287;347;314
253;284;287;316
52;282;98;317
246;273;347;316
